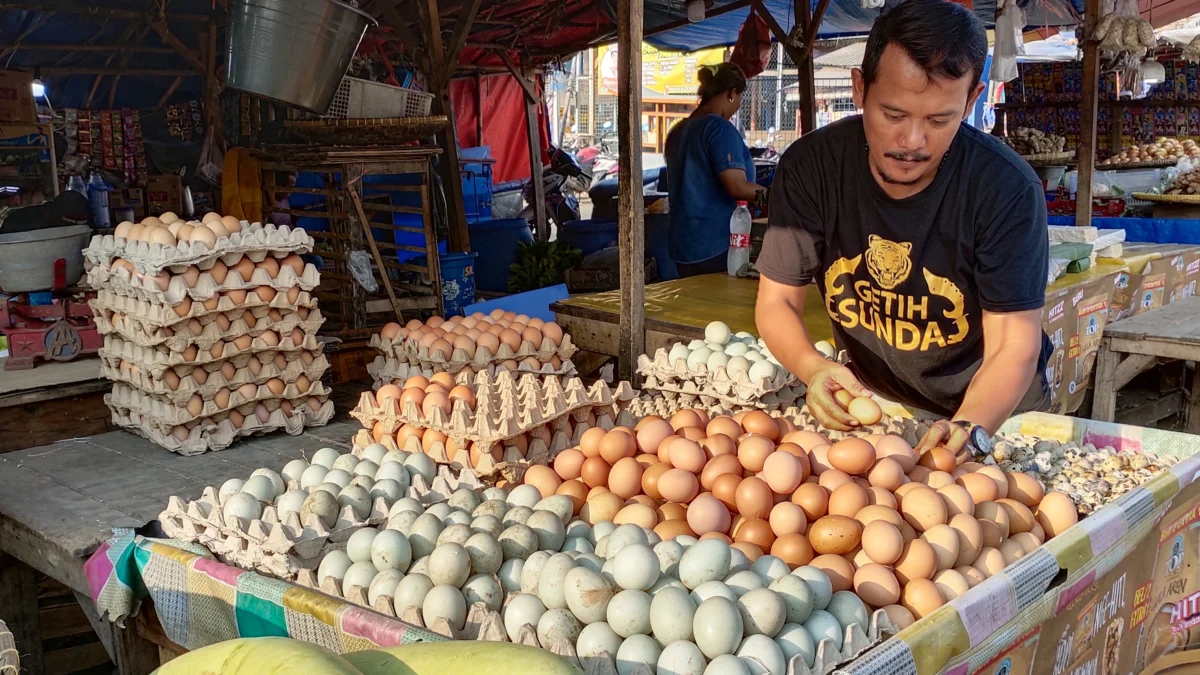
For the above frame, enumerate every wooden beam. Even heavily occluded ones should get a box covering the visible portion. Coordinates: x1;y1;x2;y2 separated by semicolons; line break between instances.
349;188;406;324
151;19;207;75
794;0;816;135
35;66;195;76
156;76;183;109
85;75;104;108
617;0;645;384
380;3;425;62
800;0;833;60
0;3;209;22
421;0;471;255
422;0;448;89
440;0;484;85
523;64;547;242
108;74;121;108
0;11;55;61
497;51;539;103
0;554;45;675
0;43;175;54
1076;0;1101;228
750;0;802;65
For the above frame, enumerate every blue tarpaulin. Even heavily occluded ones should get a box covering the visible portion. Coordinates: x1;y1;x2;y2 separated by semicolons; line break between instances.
1047;215;1200;245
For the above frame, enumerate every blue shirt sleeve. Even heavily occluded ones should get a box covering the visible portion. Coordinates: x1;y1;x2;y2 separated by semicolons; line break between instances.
704;118;751;176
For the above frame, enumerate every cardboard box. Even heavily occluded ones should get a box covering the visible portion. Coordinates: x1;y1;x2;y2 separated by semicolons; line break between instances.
145;175;183;216
109;187;145;222
0;70;36;123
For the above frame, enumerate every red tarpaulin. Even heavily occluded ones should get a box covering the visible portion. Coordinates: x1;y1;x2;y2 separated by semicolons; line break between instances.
450;73;551;184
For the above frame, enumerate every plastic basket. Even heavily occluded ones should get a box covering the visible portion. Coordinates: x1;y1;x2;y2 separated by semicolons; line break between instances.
324;77;434;119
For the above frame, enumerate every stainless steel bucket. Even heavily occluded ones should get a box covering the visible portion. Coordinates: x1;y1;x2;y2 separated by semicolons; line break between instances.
225;0;376;113
0;225;92;293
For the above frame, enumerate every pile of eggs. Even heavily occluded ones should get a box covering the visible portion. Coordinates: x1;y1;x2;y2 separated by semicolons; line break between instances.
520;408;1079;626
92;212;328;450
113;212;244;250
661;322;787;384
216;444;880;674
379;310;567;369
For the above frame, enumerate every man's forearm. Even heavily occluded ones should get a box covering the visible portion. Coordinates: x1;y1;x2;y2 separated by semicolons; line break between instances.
756;293;827;384
954;347;1039;434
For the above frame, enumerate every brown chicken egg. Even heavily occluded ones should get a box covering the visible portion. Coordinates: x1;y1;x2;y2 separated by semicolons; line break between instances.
214;388;231;408
190;366;208;384
737;435;775;472
642;462;673;500
810;554;856;593
937;485;976;518
768;502;807;536
687;494;731;535
186;394;204;417
707;416;744;439
237;382;258;400
855;563;901;607
581;457;612;488
847;397;883;425
599;430;637;464
553;449;586;480
608;458;644;499
956;473;1000;504
827;483;870;518
711;473;741;510
901;579;945;619
232;257;255;282
808;515;862;555
523;465;562;499
894;538;938;584
791;483;829;521
735;476;773;519
659;468;700;503
668;438;706;473
808;444;834;475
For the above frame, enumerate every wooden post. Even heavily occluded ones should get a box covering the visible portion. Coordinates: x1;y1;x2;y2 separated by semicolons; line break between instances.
795;0;817;135
349;183;406;324
524;68;548;242
474;73;484;145
421;0;471;254
0;554;44;674
617;0;645;384
1076;0;1101;228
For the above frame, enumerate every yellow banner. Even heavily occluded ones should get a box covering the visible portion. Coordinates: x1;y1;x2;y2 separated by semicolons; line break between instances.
596;44;726;97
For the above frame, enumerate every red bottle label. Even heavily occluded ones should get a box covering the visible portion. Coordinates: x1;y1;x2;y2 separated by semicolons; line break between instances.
730;233;751;248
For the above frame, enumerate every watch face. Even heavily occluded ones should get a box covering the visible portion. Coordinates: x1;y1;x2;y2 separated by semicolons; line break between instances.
972;426;993;453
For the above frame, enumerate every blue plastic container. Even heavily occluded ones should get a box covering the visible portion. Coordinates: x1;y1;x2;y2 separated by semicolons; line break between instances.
460;147;494;223
559;219;617;257
468;218;534;293
409;252;479;317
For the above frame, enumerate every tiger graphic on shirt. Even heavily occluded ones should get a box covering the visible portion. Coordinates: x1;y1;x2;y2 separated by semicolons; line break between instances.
823;235;969;352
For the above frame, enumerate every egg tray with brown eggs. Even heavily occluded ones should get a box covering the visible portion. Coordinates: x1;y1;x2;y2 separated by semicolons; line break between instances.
88;285;319;332
351;372;637;447
101;350;331;407
636;349;802;404
516;407;1080;622
97;328;322;374
86;217;315;272
111;393;334;454
93;302;323;354
108;377;332;427
367;354;579;389
99;336;324;381
89;252;318;307
373;312;576;373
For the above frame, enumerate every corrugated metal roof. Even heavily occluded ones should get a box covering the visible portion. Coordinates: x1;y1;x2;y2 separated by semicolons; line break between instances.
815;42;865;69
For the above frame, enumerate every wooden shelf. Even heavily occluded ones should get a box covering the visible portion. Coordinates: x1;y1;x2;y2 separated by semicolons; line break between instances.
997;98;1200;110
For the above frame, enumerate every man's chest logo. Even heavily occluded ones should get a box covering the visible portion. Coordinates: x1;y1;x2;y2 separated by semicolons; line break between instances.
823;235;969;352
865;235;913;289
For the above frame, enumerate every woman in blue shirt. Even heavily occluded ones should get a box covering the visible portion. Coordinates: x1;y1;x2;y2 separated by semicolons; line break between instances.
664;63;766;277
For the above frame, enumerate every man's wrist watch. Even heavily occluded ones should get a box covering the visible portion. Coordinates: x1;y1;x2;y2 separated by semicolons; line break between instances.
952;420;993;458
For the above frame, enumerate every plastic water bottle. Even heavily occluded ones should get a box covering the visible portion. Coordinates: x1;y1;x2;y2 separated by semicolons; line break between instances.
67;175;86;197
728;200;752;276
87;173;111;228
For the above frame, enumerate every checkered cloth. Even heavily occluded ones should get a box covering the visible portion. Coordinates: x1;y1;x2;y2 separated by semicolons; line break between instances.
84;529;444;653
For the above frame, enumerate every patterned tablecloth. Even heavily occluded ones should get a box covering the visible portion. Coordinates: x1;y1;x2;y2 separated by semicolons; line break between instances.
85;529;443;655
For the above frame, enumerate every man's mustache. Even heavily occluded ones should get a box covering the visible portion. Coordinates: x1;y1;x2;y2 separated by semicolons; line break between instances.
883;151;932;162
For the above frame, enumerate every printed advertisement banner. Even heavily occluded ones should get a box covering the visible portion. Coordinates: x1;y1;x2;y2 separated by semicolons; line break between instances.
596;44;726;97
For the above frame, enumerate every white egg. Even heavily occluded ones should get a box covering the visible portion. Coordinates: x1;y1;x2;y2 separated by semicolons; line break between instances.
222;491;262;524
370;479;404;503
337;486;372;520
613;544;660;591
826;591;869;632
791;566;833;610
537;607;582;647
437;523;474;547
350;475;376;492
687;347;714;371
658;640;707;675
735;634;785;675
704;654;751;675
389;497;424;518
423;584;467;631
693;596;743;658
504;592;548;641
575;552;605;575
725;356;751;375
353;460;379;478
607;524;649;559
280;459;309;483
750;555;790;583
332;453;360;473
462;573;503;611
250;468;286;496
724;341;749;357
534;495;575;524
705;342;726;352
607;589;652;637
507;484;543;509
679;539;732;589
498;558;524;593
343;561;378;591
346;527;379;563
361;443;388;465
562;537;594;554
706;351;730;371
299;464;329;490
394;573;434;612
408;514;445;559
527;510;567;551
727;547;750;575
300;490;339;527
768;575;815;625
616;634;663;675
219;478;246;502
577;622;623;665
723;570;765;597
654;540;686;577
324;469;352;488
538;553;579;609
593;521;617;542
774;623;816;667
429;543;472;587
743;350;765;363
474;499;509;520
463;532;502;575
310;447;340;469
521;550;554;594
564;567;614;624
275;489;308;521
814;340;837;358
388;510;419;534
317;550;353;585
499;523;539;560
650;586;696;644
482;487;508;501
737;588;786;637
380;450;408;465
367;569;404;606
403;453;436;483
471;515;503;538
735;332;755;343
747;359;778;383
802;609;842;651
690;581;737;606
242;475;277;503
371;529;413;571
669;343;692;367
704;321;732;345
650;576;688;596
687;339;707;350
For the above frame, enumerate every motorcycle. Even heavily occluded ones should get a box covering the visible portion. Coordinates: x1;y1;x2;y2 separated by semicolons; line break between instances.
521;145;590;230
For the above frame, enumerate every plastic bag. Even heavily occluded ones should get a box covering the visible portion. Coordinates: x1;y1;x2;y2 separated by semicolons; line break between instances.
348;250;379;292
990;1;1025;82
729;9;771;79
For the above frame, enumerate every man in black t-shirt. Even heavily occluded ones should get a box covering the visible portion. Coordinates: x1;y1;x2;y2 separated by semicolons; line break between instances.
755;0;1052;453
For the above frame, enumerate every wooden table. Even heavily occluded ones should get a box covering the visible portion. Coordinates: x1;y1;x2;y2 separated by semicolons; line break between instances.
0;357;111;454
1092;297;1200;431
0;382;365;674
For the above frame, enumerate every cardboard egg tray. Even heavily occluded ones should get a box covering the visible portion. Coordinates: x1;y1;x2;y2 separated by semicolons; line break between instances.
637;348;800;405
636;379;806;412
370;331;578;374
94;304;324;353
98;331;323;373
350;372;640;448
83;222;314;273
300;587;895;675
111;397;335;454
365;355;578;390
99;352;330;406
108;380;330;427
626;391;798;419
85;257;321;306
89;287;319;331
160;463;484;579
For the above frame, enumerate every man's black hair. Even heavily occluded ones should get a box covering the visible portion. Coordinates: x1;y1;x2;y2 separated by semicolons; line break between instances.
861;0;988;90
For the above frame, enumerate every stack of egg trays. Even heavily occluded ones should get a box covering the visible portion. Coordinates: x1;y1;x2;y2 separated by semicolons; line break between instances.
84;221;333;453
636;349;804;410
